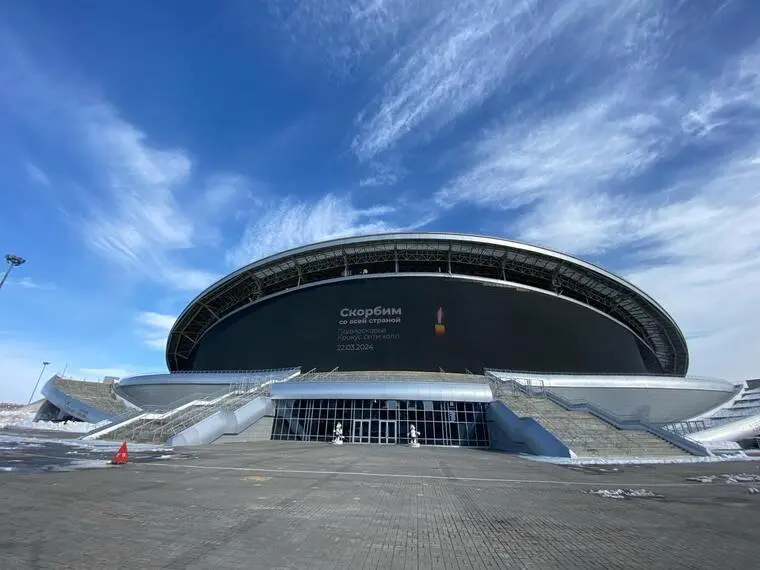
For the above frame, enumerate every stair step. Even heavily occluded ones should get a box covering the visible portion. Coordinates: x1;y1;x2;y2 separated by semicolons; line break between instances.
496;393;689;458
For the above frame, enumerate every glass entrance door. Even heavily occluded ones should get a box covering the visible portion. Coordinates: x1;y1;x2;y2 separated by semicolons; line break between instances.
352;419;370;443
378;420;396;444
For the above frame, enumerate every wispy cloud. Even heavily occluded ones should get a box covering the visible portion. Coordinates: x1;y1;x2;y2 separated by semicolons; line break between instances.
349;0;665;161
24;161;50;186
199;174;254;215
225;193;403;268
452;38;760;380
0;36;236;293
13;277;55;290
621;150;760;380
268;0;429;76
437;88;673;216
681;47;760;138
359;160;402;188
78;367;137;380
438;34;760;244
135;311;176;350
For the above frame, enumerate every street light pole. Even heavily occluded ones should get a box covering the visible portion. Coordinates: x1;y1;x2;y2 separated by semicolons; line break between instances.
28;361;50;405
0;254;26;290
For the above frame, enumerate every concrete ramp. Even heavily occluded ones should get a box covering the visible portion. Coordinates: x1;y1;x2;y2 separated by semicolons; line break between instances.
214;415;274;444
488;401;572;457
168;396;273;447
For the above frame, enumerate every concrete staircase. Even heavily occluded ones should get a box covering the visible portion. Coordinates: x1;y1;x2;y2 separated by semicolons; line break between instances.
497;389;689;458
89;389;266;444
51;376;132;415
214;415;274;444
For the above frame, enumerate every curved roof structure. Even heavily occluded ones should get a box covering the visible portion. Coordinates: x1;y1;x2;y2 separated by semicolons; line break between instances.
167;233;689;375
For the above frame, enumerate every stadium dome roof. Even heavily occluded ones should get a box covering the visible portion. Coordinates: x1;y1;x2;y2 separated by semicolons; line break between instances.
167;233;688;375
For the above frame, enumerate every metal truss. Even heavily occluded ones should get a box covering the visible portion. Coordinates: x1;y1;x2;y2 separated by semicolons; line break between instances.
167;236;688;375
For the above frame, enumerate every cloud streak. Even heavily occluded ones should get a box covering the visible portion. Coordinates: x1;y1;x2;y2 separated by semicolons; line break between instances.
0;36;237;293
440;35;760;380
24;161;50;186
136;312;177;350
226;193;404;268
349;0;666;161
437;88;673;219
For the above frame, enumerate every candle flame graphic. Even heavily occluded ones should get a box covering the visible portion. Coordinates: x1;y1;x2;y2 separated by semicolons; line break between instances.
437;306;444;324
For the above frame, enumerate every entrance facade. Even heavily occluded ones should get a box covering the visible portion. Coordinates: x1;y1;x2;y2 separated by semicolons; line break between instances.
351;419;397;444
271;398;489;447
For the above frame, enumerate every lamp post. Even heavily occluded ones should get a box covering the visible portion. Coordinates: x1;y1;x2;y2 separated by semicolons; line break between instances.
28;361;50;405
0;254;26;290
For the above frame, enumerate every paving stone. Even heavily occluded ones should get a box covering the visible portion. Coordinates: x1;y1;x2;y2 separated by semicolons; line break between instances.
1;442;759;569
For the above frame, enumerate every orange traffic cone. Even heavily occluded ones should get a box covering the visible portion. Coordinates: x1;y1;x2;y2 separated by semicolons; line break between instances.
111;441;129;465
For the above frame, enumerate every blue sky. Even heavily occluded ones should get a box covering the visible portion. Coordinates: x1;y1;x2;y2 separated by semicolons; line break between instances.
1;1;759;402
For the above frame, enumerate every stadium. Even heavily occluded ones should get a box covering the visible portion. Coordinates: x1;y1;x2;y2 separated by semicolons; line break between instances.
36;233;760;457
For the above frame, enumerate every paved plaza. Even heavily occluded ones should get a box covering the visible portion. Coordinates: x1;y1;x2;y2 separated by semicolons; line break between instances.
2;441;760;569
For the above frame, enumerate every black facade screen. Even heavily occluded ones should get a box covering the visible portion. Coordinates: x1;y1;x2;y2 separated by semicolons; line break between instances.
190;276;658;374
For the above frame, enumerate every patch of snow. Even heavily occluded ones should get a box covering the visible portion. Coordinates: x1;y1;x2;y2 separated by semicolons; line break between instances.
0;408;107;432
48;459;112;472
0;433;171;453
585;488;660;499
748;488;759;494
686;473;760;484
1;466;13;472
723;473;760;484
687;475;717;483
522;453;758;465
698;440;744;451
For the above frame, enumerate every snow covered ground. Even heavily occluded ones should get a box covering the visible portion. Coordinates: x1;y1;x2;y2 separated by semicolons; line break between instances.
520;453;759;465
0;433;172;473
0;403;107;432
584;488;662;499
686;473;760;484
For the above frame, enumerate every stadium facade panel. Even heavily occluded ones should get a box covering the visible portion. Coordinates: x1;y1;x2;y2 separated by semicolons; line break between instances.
167;232;688;376
189;275;660;374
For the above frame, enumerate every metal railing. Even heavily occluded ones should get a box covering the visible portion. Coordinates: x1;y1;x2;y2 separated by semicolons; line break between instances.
80;408;144;439
88;388;229;441
130;391;238;443
166;367;300;375
662;419;712;436
290;368;487;384
103;373;287;444
484;367;728;382
148;383;274;443
289;367;339;382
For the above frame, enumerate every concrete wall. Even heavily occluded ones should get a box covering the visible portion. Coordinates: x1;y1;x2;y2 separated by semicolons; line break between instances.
487;371;738;423
167;396;273;447
547;386;735;423
117;383;231;409
487;402;572;458
232;397;273;433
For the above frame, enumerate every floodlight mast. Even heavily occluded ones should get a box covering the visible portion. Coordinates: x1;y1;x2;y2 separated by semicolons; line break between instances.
0;254;26;290
29;361;51;405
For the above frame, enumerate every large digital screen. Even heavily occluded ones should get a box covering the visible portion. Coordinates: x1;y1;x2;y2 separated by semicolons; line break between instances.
189;276;658;374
